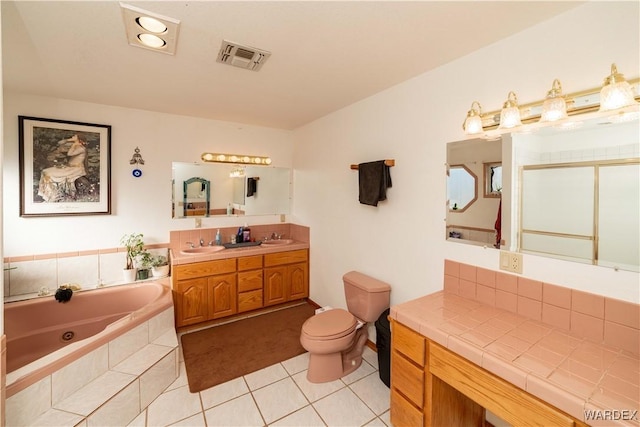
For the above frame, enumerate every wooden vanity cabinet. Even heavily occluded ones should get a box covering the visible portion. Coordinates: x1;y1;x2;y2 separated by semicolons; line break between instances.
237;255;263;313
263;249;309;306
390;319;589;427
173;258;236;327
173;249;309;327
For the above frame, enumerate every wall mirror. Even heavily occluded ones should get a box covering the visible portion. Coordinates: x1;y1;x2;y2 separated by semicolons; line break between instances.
513;115;639;272
172;162;291;218
446;114;639;272
446;137;503;247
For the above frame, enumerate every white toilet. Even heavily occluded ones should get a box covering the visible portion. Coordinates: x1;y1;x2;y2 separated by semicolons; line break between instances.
300;271;391;383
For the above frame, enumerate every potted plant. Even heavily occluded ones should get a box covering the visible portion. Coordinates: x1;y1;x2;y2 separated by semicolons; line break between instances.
151;254;170;278
136;250;154;280
120;233;146;282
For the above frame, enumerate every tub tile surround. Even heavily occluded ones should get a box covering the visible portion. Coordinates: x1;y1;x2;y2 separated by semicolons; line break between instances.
3;246;170;301
393;259;640;425
5;307;179;427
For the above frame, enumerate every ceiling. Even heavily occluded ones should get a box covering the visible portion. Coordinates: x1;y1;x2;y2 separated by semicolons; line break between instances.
2;1;582;130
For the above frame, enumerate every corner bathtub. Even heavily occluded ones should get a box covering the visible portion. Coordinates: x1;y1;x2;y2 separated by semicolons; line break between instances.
4;281;173;397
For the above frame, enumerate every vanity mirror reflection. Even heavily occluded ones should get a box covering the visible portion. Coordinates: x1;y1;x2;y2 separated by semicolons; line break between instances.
446;137;504;248
446;114;640;272
172;162;291;218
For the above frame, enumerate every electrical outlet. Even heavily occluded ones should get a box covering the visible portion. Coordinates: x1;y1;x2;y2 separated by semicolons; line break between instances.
500;250;523;274
195;218;202;228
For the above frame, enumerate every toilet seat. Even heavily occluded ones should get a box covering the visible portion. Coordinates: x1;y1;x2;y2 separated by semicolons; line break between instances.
302;309;357;340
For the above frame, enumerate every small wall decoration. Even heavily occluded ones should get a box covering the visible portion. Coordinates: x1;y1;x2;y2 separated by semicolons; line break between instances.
129;146;145;165
19;116;111;217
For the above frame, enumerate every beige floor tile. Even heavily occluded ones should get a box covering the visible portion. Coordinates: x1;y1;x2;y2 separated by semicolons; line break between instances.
281;352;310;375
244;363;289;390
146;385;202;427
204;394;264;426
379;410;391;426
169;413;207;427
270;405;326;427
200;377;250;410
127;411;146;427
252;377;309;424
349;372;390;415
364;417;387;427
362;347;380;370
340;359;376;385
291;370;345;402
87;381;140;427
313;387;376;427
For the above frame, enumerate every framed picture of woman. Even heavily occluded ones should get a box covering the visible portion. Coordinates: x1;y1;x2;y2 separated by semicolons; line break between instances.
19;116;111;216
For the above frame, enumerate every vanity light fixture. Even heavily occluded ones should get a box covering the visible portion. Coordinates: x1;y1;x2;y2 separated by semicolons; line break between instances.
497;92;522;130
201;152;272;165
462;101;484;135
539;79;569;123
599;63;639;112
463;61;639;135
120;3;180;55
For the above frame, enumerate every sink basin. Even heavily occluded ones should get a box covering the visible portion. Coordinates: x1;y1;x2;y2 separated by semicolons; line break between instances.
261;239;294;246
180;246;226;255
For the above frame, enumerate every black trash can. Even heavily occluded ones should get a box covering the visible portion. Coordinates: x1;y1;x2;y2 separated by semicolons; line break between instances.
375;308;391;388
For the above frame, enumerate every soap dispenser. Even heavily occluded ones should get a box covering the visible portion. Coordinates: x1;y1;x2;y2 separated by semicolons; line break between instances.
215;229;221;246
242;223;251;242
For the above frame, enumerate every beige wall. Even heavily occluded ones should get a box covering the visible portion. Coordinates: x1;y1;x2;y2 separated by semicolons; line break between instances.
2;94;295;257
291;2;640;308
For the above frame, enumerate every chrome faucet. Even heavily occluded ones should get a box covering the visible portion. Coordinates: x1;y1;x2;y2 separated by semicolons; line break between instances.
270;232;281;240
186;241;195;248
200;238;205;247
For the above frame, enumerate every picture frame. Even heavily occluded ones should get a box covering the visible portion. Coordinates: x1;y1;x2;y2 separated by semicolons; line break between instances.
19;116;111;217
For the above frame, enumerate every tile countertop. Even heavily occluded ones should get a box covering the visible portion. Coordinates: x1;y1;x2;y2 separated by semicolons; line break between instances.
390;291;640;427
171;241;309;265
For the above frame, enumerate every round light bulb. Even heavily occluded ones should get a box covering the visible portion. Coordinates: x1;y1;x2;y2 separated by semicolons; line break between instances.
136;17;167;34
137;33;166;49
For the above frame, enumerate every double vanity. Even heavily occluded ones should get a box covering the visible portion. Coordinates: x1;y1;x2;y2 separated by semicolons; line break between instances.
169;224;310;328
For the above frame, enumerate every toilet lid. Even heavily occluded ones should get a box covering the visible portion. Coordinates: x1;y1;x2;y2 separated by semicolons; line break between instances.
303;309;357;340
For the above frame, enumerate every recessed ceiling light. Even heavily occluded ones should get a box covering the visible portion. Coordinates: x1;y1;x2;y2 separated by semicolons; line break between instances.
138;33;166;49
136;16;167;34
120;3;180;55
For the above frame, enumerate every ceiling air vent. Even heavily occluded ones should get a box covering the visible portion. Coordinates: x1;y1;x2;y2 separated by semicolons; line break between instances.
217;40;271;72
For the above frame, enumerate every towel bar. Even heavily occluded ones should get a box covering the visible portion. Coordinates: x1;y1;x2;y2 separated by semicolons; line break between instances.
350;159;395;170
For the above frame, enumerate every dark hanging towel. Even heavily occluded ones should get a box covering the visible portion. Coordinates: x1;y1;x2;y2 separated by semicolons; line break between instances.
246;177;258;197
358;160;392;206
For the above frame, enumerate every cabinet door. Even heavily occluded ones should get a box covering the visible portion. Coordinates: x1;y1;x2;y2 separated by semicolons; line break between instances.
208;273;237;319
264;266;287;306
288;262;308;300
175;278;208;327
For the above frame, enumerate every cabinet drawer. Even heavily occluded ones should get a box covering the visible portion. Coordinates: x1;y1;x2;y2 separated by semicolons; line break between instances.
391;389;423;427
174;259;236;281
429;342;575;427
238;290;263;313
238;255;263;271
264;249;308;267
392;349;424;407
393;320;425;366
238;270;263;292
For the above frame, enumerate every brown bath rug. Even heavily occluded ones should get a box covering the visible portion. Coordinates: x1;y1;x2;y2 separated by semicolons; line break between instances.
180;302;316;392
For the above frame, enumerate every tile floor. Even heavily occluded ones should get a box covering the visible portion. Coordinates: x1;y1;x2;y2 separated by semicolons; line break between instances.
128;346;391;427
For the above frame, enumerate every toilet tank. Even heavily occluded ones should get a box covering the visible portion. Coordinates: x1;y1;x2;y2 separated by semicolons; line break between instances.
343;271;391;322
